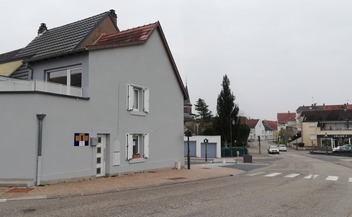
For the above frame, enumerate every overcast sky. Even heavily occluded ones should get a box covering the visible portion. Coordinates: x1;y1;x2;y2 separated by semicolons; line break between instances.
1;0;352;120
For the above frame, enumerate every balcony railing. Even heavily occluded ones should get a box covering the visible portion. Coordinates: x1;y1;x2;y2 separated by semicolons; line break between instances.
0;79;83;97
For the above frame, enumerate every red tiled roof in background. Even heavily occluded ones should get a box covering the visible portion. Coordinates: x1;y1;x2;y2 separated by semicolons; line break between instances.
297;104;352;113
264;120;277;130
324;104;352;111
247;119;259;128
277;113;296;124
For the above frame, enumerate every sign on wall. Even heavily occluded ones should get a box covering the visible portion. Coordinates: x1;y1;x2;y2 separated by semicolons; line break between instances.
74;133;89;146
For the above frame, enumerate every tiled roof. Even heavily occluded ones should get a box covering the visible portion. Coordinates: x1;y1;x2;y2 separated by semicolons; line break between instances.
302;110;352;122
10;62;30;79
90;22;157;49
277;113;296;124
247;119;259;128
0;49;22;63
263;120;277;131
296;104;352;113
14;11;113;61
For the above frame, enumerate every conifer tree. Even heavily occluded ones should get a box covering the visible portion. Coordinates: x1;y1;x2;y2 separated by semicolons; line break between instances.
215;75;239;147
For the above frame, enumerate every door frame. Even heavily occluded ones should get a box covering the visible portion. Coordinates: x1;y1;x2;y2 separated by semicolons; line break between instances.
96;134;107;177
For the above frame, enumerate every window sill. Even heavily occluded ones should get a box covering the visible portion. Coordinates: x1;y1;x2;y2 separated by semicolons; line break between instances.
129;158;146;164
130;111;147;116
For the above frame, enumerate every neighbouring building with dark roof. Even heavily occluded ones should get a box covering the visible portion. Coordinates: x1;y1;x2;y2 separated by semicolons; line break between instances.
0;10;187;186
300;109;352;150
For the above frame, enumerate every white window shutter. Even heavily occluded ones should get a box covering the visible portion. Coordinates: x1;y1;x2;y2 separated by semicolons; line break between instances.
143;134;149;158
143;88;150;113
127;134;133;160
127;85;134;111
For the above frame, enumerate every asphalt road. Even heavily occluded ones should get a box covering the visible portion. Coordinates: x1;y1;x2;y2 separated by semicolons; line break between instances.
2;149;352;217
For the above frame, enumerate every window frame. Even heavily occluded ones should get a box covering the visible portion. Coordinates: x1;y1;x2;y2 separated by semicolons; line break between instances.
45;65;82;87
127;84;150;114
126;133;150;161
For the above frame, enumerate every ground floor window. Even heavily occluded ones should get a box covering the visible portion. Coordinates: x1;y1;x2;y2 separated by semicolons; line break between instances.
127;133;149;160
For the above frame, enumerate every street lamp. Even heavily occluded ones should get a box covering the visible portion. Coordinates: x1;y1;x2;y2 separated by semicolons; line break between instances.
229;115;235;157
325;133;328;155
184;130;192;169
230;116;235;157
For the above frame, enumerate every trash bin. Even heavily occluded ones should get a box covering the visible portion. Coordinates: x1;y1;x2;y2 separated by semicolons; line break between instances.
243;155;252;163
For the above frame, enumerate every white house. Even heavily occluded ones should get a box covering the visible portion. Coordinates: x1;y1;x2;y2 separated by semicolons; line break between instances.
0;10;187;186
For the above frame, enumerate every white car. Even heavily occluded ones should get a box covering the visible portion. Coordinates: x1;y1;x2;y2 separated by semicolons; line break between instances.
268;145;280;154
278;144;287;152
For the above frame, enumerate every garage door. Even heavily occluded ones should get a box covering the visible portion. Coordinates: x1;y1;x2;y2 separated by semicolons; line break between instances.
184;141;196;157
201;143;217;158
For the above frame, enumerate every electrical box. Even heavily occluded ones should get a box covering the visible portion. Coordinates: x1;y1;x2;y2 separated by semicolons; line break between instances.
90;137;98;147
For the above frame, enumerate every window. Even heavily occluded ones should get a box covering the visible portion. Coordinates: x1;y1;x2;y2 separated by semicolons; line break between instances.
126;133;149;160
46;66;82;87
127;84;149;113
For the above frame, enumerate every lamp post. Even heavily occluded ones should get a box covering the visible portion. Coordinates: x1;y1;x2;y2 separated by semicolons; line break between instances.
185;130;192;169
229;113;235;157
325;133;328;155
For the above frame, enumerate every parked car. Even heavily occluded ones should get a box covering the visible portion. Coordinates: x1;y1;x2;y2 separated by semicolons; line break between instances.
333;144;352;153
268;145;280;154
278;144;287;152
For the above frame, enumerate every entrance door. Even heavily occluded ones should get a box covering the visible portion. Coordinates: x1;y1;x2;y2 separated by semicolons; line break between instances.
96;135;106;177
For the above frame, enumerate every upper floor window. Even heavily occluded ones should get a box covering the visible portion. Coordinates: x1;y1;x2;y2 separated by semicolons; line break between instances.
127;84;149;114
46;66;82;87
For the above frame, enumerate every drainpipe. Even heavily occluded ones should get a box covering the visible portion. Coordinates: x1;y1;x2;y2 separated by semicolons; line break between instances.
36;114;46;186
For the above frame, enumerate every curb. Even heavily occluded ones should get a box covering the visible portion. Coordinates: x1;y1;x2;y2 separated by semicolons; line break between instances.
0;195;47;202
0;169;240;202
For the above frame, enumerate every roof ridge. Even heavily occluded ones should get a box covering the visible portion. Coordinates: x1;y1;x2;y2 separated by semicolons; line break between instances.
120;22;158;33
44;11;110;32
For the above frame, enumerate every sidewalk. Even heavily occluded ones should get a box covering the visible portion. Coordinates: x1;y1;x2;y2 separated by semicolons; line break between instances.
0;143;272;202
0;163;243;201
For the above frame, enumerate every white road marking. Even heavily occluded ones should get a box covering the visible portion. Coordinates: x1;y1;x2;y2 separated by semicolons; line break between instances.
0;199;7;202
304;174;319;179
349;178;352;183
265;172;282;177
284;173;300;178
246;172;265;176
326;176;339;181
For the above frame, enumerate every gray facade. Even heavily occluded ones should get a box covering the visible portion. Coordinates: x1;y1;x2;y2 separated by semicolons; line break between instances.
0;27;185;185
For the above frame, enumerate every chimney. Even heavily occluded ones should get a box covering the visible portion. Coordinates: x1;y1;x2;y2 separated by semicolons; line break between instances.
109;9;118;27
38;23;47;35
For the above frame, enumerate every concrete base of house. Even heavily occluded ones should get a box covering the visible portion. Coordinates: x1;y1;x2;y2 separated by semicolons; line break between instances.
0;179;35;187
